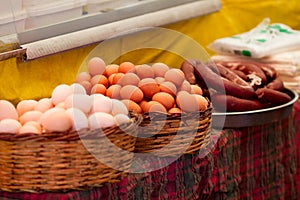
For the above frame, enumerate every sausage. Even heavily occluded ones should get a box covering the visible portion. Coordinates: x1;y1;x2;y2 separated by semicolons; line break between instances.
211;94;264;112
193;61;256;99
266;78;285;91
256;64;278;82
256;88;291;107
180;60;197;84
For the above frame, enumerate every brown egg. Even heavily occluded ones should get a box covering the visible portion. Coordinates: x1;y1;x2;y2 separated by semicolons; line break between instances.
164;68;185;86
138;78;160;98
121;99;142;114
179;80;192;93
88;57;106;76
139;100;148;112
191;85;203;95
143;101;167;113
80;80;92;95
193;94;208;111
118;72;140;86
108;73;116;85
91;84;107;95
119;61;135;73
135;64;155;79
120;85;144;103
106;84;121;99
168;107;182;114
155;77;165;84
152;92;175;110
152;62;169;77
176;91;199;112
105;64;119;77
90;74;108;87
159;81;177;96
75;71;91;83
111;73;125;85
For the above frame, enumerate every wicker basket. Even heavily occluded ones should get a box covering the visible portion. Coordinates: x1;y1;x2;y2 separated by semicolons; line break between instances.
0;115;140;193
133;104;212;157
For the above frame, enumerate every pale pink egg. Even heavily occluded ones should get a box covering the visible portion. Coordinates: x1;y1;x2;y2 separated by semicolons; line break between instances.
0;119;21;133
75;71;91;83
0;100;18;121
51;84;72;105
16;100;38;117
55;102;66;109
19;124;41;134
41;109;72;132
88;112;116;129
88;57;106;76
23;121;42;132
64;94;92;114
66;108;89;131
34;98;53;113
91;95;113;114
19;110;43;125
39;107;65;125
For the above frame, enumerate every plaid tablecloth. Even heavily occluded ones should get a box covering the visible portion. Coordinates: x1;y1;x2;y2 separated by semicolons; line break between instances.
1;99;299;200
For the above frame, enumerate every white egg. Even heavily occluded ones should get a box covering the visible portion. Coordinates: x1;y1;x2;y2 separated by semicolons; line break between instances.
65;94;92;114
66;108;89;131
0;119;22;133
39;107;66;125
88;112;116;129
0;100;18;121
114;114;131;125
51;84;72;105
111;99;129;116
70;83;87;95
41;108;72;132
91;95;113;114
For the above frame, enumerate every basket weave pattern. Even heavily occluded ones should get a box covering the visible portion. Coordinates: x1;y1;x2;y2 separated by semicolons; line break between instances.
0;120;139;193
134;105;212;157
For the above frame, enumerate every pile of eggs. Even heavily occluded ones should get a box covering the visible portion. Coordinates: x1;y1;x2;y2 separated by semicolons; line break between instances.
76;57;209;114
0;57;209;134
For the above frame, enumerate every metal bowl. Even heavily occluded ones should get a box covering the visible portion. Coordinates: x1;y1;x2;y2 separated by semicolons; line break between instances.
211;88;299;128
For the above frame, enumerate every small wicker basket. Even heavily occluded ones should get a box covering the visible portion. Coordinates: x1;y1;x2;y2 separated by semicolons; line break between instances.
133;103;212;157
0;115;140;193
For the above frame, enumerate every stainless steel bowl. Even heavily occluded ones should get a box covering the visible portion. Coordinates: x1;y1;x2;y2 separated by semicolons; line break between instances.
211;88;299;128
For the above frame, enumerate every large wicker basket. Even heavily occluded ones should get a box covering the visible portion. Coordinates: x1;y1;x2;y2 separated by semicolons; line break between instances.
0;116;140;193
133;103;212;157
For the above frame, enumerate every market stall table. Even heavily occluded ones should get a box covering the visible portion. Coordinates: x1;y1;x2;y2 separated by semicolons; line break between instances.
1;99;299;200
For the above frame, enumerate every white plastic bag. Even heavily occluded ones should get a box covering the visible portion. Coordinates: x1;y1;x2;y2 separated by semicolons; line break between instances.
208;18;300;58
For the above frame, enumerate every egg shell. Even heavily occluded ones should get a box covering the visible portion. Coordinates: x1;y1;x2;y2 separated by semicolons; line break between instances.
66;108;89;131
120;85;144;103
51;84;72;105
90;74;108;87
176;91;199;112
75;71;91;83
19;124;41;134
65;94;92;114
179;80;192;93
168;107;182;114
193;94;208;111
159;81;177;96
106;84;121;99
191;85;203;95
121;99;142;114
152;62;169;77
114;114;131;125
105;64;119;77
19;110;43;125
80;80;92;95
135;64;155;79
118;72;140;86
152;92;175;110
91;84;107;95
0;119;22;133
88;112;116;129
111;73;125;85
41;109;72;132
0;100;18;121
16;100;38;117
24;121;42;132
88;57;106;76
111;99;129;116
119;61;135;73
138;78;160;98
143;101;167;113
164;68;185;86
91;95;113;114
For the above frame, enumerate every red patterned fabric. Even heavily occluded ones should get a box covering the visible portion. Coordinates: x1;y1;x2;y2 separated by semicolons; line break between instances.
1;100;299;200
